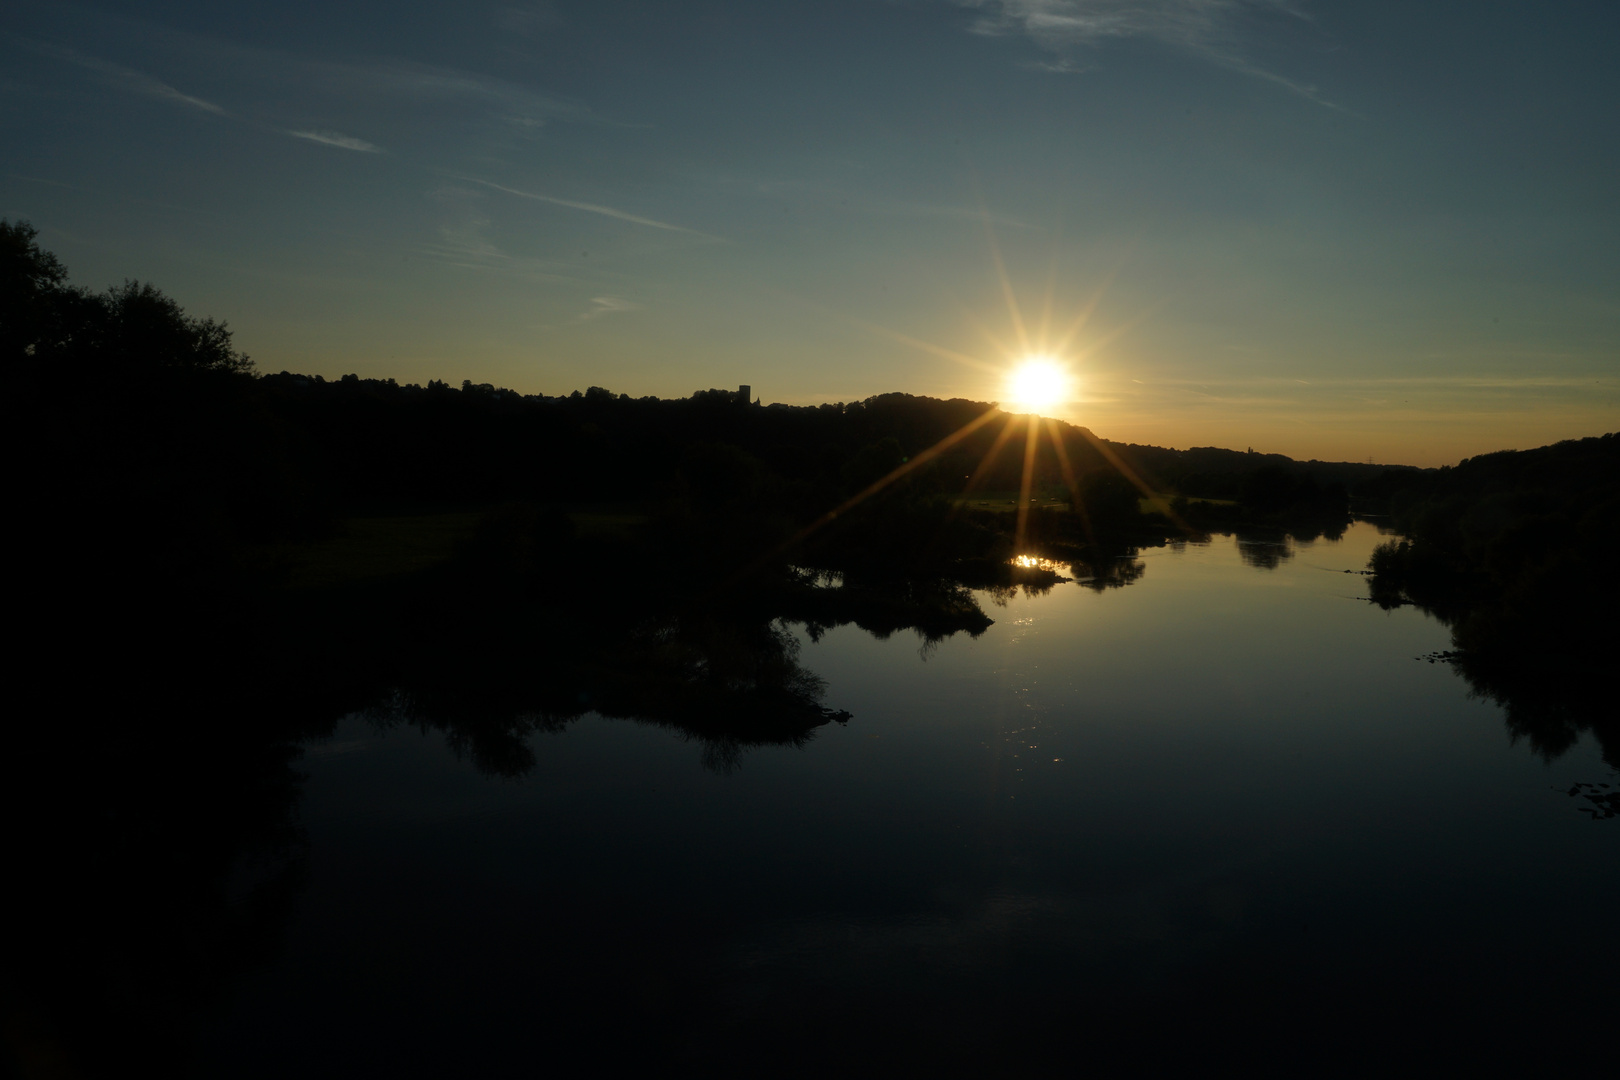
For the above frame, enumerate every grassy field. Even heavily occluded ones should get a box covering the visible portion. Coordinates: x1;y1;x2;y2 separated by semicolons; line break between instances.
951;491;1075;512
250;512;487;589
950;492;1237;518
250;503;651;589
563;504;650;540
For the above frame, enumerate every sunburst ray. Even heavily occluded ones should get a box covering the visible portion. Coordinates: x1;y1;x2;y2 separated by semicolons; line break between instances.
1015;414;1042;551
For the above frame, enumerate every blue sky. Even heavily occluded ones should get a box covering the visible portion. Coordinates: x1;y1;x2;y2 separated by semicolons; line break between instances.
4;1;1617;464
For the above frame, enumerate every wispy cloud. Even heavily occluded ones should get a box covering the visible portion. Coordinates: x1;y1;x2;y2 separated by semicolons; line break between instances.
296;58;589;128
287;129;383;153
25;40;226;115
1018;56;1091;74
464;177;716;237
952;1;1341;108
698;172;1034;231
423;186;510;268
27;40;403;153
27;8;597;136
416;185;582;281
579;296;637;321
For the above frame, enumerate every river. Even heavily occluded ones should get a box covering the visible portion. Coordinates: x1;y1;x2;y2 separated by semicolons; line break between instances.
199;521;1616;1075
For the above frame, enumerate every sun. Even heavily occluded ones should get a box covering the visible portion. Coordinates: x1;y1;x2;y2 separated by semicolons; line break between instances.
1007;358;1071;412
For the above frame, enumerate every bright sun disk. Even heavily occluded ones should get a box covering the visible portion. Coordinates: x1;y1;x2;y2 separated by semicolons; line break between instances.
1008;359;1071;411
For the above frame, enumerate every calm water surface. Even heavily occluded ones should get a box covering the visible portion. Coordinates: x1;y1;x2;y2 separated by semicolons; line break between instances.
205;522;1616;1074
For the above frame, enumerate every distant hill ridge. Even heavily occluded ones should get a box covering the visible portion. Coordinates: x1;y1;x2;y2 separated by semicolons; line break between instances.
259;374;1425;508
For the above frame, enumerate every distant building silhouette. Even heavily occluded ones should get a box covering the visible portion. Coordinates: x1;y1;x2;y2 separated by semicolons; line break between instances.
739;384;752;405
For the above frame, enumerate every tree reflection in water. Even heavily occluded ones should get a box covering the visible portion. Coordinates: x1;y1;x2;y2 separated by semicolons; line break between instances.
1237;535;1293;569
1403;619;1619;818
357;616;852;779
1232;520;1349;571
1370;544;1617;781
1068;553;1147;591
1360;433;1620;790
6;499;1019;1074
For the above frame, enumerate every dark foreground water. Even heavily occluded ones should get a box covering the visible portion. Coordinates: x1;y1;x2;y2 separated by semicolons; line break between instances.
199;522;1616;1075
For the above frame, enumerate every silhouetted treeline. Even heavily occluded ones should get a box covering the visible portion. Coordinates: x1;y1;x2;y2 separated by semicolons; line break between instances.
249;373;1383;532
1121;441;1419;500
1365;434;1620;767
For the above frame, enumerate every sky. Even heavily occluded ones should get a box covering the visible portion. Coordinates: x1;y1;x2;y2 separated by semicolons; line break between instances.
4;1;1618;465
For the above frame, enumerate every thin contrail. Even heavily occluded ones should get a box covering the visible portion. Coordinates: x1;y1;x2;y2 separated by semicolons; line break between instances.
463;177;715;237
